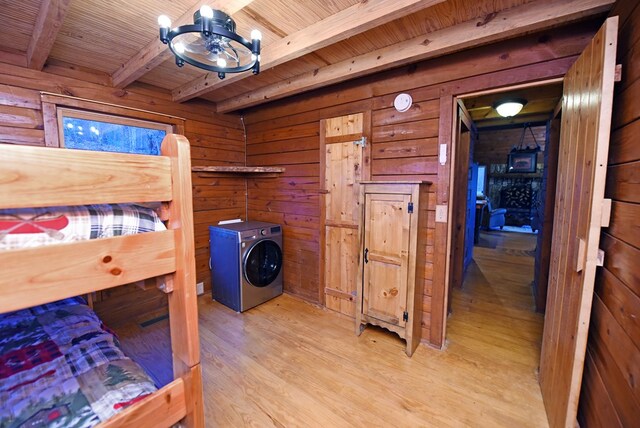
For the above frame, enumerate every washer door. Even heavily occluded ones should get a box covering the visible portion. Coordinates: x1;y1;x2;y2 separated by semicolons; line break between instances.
244;239;282;287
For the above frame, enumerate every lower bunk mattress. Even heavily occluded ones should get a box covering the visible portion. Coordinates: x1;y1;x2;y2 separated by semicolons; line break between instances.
0;297;157;427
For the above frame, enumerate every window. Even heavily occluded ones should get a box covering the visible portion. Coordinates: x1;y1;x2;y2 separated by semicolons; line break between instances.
477;165;487;197
57;108;173;155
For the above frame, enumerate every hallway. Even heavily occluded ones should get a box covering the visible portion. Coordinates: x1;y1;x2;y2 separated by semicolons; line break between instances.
446;230;546;421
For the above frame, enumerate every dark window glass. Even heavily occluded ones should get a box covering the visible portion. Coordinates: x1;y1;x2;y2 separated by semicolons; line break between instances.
244;240;282;287
62;117;166;155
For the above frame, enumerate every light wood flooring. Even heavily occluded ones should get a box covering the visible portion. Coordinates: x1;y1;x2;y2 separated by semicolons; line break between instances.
117;230;547;427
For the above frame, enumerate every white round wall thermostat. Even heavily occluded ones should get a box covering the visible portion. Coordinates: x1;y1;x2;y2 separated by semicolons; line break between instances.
394;93;413;112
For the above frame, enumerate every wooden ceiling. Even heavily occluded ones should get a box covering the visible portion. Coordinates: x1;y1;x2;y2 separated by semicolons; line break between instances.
463;82;564;128
0;0;613;113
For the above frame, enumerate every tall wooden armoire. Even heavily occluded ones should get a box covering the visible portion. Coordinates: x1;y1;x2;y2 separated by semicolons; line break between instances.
355;181;430;357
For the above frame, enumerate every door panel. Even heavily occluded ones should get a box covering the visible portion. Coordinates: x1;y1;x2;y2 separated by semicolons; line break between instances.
321;113;370;315
362;192;411;327
539;17;618;428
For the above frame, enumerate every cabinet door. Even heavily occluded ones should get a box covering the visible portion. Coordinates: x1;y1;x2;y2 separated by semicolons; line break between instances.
362;192;412;327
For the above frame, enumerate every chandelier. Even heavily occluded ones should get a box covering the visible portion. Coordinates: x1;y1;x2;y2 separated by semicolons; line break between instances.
158;6;261;80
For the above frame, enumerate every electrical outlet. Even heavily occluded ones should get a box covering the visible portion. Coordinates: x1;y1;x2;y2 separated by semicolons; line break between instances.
196;282;204;295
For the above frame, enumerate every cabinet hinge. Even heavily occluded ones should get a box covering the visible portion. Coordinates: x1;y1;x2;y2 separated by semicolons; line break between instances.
353;136;367;147
403;311;409;322
408;202;414;214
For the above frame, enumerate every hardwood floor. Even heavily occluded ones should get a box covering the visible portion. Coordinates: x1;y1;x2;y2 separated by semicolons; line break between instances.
117;230;547;427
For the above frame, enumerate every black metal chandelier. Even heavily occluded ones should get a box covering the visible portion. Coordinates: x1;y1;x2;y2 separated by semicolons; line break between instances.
158;5;261;80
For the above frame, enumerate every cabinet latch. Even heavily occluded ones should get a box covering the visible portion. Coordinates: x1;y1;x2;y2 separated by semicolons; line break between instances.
403;311;409;322
408;202;414;214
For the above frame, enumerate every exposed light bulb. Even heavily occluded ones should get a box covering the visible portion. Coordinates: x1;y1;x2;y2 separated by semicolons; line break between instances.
217;57;227;68
157;15;171;28
250;29;262;41
200;5;214;18
93;129;100;135
77;126;83;131
78;131;84;136
66;123;74;129
174;42;185;54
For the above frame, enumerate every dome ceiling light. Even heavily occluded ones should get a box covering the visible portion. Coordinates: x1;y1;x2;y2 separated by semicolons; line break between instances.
493;98;527;117
158;6;261;80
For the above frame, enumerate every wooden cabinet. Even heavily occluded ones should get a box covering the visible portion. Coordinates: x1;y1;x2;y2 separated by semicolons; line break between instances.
355;181;430;357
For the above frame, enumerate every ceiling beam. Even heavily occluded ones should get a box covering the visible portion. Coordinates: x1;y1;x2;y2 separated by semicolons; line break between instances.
172;0;446;102
475;113;553;128
26;0;72;70
111;0;255;89
216;0;613;113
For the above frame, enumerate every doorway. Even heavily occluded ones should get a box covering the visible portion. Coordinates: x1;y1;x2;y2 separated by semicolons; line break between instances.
445;81;563;390
442;17;617;427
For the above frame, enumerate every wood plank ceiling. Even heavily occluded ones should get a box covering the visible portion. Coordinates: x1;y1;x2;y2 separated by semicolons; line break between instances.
0;0;613;113
463;82;564;128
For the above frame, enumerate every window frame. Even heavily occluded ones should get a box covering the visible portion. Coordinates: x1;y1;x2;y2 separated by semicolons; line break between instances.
41;92;185;149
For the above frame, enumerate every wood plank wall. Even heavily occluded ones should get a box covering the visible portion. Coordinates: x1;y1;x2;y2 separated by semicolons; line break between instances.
578;1;640;425
243;21;599;345
0;61;244;324
475;126;547;166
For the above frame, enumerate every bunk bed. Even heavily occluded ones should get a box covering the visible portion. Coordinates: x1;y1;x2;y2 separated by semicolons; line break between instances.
0;134;204;427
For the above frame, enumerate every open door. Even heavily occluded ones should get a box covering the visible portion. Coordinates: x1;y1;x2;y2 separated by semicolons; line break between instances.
449;103;476;297
539;17;617;428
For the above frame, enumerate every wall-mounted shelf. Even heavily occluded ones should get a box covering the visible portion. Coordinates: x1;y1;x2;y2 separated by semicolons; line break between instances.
192;166;285;178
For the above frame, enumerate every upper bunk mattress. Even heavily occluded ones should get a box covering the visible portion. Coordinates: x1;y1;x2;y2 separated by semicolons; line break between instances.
0;297;157;427
0;204;166;251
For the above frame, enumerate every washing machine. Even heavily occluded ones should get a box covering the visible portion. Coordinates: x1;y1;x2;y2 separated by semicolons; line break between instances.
209;221;283;312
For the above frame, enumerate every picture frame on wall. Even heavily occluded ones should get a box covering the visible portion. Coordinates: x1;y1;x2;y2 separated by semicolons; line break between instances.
507;152;537;173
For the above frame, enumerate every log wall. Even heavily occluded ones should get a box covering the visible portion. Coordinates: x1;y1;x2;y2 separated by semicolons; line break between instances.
243;21;599;346
578;1;640;425
0;61;244;324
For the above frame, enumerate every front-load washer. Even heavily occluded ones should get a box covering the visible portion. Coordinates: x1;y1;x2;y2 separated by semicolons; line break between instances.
209;221;283;312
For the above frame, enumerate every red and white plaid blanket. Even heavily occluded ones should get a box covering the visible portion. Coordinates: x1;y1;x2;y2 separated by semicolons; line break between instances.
0;204;166;251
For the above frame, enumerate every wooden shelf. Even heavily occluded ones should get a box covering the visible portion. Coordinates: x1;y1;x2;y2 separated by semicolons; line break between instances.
192;166;285;178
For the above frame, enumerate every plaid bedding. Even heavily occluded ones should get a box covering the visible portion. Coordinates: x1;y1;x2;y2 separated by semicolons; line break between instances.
0;298;157;427
0;204;166;251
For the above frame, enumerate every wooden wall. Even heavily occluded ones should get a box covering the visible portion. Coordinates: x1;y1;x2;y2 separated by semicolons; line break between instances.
243;21;600;346
0;61;244;324
474;126;546;166
578;1;640;425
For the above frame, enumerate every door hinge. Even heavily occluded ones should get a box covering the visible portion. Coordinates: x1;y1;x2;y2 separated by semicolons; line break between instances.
403;311;409;322
408;202;414;214
353;136;367;147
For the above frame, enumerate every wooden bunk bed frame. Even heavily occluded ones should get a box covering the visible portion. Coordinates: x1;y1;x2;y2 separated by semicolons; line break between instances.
0;134;204;428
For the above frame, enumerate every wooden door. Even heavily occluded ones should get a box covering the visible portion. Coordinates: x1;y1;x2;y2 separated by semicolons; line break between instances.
362;192;412;327
539;17;617;428
450;105;474;295
320;112;370;316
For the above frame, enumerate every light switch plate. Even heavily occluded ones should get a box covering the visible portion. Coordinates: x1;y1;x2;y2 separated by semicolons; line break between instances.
196;282;204;295
435;205;448;223
439;144;447;165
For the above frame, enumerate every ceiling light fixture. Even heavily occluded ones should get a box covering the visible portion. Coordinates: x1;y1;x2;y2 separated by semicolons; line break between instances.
158;6;261;80
494;98;527;117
